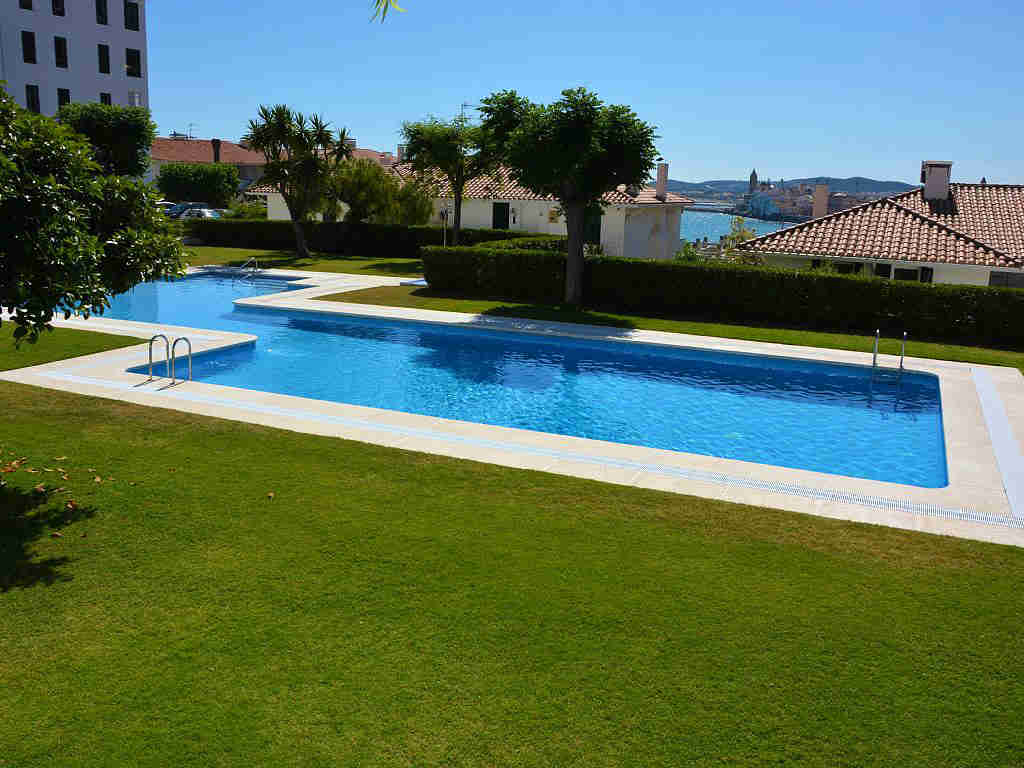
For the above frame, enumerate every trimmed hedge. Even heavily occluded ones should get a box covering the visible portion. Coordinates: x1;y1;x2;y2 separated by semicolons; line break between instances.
420;246;1024;348
183;219;546;258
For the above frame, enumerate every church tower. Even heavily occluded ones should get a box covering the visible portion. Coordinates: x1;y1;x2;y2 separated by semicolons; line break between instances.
749;169;758;193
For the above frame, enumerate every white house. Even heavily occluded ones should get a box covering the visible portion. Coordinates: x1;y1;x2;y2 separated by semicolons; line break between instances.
0;0;148;114
737;161;1024;288
257;158;693;260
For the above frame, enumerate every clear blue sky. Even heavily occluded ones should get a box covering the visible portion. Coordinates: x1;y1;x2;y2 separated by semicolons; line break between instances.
147;0;1023;184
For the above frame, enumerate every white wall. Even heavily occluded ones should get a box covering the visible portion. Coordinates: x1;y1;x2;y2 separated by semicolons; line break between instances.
0;0;148;114
761;254;1001;286
622;206;682;261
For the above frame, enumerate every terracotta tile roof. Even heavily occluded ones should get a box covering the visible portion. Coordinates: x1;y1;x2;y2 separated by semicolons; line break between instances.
150;138;265;165
738;184;1024;268
391;164;693;206
351;148;397;167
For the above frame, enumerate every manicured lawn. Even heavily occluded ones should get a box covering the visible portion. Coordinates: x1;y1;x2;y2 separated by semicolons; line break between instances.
188;246;423;277
320;285;1024;374
0;322;140;372
2;333;1024;766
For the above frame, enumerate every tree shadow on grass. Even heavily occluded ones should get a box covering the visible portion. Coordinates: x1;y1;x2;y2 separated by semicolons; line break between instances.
0;485;95;592
215;251;423;275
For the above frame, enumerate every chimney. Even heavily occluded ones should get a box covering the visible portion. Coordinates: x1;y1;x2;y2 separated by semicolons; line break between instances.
812;184;829;218
655;163;668;201
211;138;221;163
345;138;357;150
397;144;407;163
920;160;952;201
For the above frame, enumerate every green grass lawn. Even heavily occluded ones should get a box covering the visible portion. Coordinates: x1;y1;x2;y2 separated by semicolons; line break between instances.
0;322;140;371
320;285;1024;374
2;332;1024;766
188;246;423;277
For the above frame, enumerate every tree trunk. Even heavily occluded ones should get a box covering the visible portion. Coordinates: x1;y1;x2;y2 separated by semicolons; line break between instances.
291;217;310;259
452;188;463;246
563;201;586;306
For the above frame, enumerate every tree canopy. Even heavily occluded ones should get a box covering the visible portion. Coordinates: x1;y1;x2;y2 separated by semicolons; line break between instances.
323;158;433;226
1;88;186;342
57;102;156;177
401;116;497;244
156;163;239;207
479;88;658;304
242;105;350;257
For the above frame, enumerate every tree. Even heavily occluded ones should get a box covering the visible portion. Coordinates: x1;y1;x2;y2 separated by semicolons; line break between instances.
722;217;760;264
242;105;348;258
156;162;239;207
371;0;405;20
479;88;658;305
323;158;397;223
1;87;186;342
56;102;156;177
401;116;497;245
390;175;434;225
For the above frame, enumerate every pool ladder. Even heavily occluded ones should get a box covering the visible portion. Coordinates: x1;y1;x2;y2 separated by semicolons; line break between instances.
146;334;193;386
237;257;260;280
871;329;908;378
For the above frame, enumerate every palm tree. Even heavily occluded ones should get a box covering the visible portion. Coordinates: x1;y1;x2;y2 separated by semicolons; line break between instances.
242;105;349;258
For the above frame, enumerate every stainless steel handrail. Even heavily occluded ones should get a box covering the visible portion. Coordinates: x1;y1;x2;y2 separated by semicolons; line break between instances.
147;334;170;380
899;332;907;371
170;337;192;385
872;329;880;368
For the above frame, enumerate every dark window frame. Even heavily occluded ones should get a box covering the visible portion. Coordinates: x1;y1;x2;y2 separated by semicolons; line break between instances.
25;84;40;113
123;0;140;30
57;87;71;107
100;92;112;105
125;47;142;78
21;30;37;64
893;267;919;282
52;0;65;15
54;35;68;68
874;263;892;278
20;0;33;10
98;43;110;74
96;0;108;25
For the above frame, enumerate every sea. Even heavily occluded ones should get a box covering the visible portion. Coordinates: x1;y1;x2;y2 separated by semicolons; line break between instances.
680;211;787;243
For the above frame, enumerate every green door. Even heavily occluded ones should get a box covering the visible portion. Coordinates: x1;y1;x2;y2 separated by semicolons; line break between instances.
583;208;601;245
492;202;510;230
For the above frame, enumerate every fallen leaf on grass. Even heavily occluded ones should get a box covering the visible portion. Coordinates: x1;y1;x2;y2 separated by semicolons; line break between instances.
267;492;275;500
50;531;63;538
87;468;96;473
65;500;77;511
26;468;39;474
33;484;46;493
94;476;102;484
55;456;67;461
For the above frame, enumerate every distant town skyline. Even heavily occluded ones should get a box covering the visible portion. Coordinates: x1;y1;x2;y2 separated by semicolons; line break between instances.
146;0;1022;185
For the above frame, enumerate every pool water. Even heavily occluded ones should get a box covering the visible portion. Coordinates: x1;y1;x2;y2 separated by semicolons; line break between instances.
107;275;948;488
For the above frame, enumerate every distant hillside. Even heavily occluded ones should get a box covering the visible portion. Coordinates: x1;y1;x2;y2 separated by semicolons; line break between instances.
667;177;917;199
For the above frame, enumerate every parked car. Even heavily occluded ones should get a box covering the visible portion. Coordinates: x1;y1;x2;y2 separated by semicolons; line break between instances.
179;208;221;220
167;202;212;219
155;200;176;214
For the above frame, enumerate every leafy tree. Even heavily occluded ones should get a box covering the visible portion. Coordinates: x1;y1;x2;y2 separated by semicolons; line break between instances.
242;105;349;258
371;0;405;20
1;88;186;342
56;102;156;177
156;162;239;207
401;116;497;245
722;217;760;263
390;175;434;225
323;158;396;223
479;88;658;305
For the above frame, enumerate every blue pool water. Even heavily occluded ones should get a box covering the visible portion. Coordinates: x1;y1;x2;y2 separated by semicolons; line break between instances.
106;274;948;488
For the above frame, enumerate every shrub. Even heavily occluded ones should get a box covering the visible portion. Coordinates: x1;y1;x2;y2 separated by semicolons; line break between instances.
418;246;1024;348
183;219;545;257
57;102;156;177
157;163;240;208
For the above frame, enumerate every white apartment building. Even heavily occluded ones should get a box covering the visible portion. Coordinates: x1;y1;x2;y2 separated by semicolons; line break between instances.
0;0;148;115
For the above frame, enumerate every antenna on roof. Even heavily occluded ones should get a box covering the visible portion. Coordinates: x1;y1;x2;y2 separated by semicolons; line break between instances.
187;123;197;139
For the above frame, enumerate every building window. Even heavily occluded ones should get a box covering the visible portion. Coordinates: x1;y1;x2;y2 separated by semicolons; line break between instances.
125;48;141;78
874;263;892;279
123;0;139;30
919;267;934;284
98;44;110;73
989;271;1024;289
52;0;65;15
19;0;33;9
21;30;36;63
25;84;40;113
100;92;112;105
128;90;142;107
96;0;108;24
835;262;863;275
57;88;70;108
893;268;919;281
54;36;68;68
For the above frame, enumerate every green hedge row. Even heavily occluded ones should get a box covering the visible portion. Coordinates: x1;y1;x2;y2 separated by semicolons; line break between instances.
184;219;546;258
420;246;1024;348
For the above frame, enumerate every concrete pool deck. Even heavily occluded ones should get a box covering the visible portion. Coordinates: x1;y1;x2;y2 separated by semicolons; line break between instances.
3;266;1023;547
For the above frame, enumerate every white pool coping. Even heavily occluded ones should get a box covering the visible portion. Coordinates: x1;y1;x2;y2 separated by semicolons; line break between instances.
4;265;1023;547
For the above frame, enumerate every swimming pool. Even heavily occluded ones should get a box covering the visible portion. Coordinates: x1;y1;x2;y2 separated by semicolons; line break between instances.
106;274;948;488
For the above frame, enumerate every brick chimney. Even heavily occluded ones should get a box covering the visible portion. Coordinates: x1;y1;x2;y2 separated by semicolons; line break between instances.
920;160;952;201
655;163;668;201
211;138;221;163
812;184;829;218
397;144;407;163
